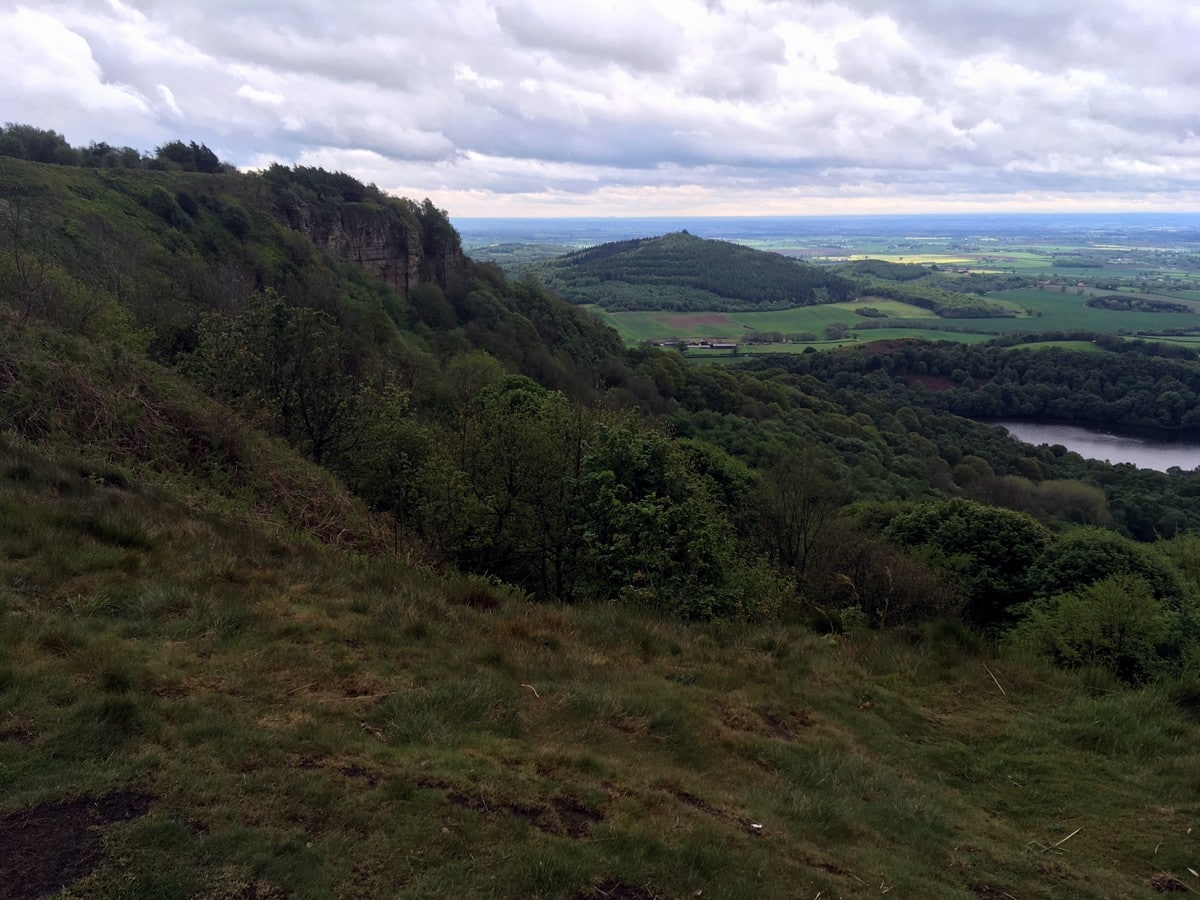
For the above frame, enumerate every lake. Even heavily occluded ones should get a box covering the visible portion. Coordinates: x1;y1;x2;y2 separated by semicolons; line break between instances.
993;420;1200;472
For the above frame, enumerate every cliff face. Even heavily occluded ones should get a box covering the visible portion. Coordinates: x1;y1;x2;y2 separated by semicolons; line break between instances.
281;199;464;296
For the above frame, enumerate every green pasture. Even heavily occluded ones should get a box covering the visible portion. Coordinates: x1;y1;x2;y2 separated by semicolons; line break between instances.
990;288;1200;333
848;253;974;265
1065;285;1200;308
853;326;996;344
585;299;939;343
1142;334;1200;347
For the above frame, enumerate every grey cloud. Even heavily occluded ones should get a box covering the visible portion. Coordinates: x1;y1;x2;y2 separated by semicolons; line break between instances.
7;0;1200;213
494;3;681;72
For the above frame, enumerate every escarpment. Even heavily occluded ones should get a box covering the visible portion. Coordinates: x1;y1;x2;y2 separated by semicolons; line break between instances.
274;183;465;296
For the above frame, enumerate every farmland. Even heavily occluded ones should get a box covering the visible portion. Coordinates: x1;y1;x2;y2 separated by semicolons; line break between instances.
584;298;937;343
589;286;1200;349
459;214;1200;353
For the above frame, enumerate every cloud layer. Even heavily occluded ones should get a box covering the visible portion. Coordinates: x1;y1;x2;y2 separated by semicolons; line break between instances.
4;0;1200;214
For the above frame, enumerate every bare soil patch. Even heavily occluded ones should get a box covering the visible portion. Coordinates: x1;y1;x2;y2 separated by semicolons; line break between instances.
663;785;729;821
718;701;814;740
552;796;604;838
0;789;153;900
1149;872;1190;892
419;777;604;838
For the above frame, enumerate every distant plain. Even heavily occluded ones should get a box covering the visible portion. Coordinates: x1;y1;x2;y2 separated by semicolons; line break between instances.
459;214;1200;352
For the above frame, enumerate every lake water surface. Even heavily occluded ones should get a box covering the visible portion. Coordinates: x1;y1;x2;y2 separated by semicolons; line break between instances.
994;420;1200;472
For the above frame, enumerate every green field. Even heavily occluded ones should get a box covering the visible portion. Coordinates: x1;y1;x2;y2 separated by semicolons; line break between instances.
847;253;975;265
991;288;1200;332
586;299;940;343
587;286;1200;354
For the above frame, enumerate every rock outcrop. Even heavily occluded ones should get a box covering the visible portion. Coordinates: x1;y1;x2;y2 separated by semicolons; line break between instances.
279;198;464;297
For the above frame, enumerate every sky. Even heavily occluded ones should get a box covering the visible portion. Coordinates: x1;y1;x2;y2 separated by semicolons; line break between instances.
3;0;1200;217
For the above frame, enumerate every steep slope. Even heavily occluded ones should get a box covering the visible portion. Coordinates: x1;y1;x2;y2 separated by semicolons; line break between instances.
0;156;622;398
3;429;1199;899
535;231;858;311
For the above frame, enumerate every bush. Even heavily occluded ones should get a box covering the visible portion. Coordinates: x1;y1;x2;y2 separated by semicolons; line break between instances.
219;200;253;239
1029;526;1187;606
1007;575;1179;684
175;190;199;218
143;186;190;230
802;526;964;628
885;498;1049;626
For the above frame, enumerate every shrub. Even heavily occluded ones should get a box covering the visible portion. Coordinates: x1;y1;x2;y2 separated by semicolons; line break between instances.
1007;575;1179;684
219;200;253;239
1029;526;1187;606
885;498;1049;626
143;186;190;230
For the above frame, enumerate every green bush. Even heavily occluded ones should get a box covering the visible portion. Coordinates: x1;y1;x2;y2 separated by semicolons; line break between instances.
885;498;1049;626
143;186;191;230
1007;575;1179;684
1029;526;1187;605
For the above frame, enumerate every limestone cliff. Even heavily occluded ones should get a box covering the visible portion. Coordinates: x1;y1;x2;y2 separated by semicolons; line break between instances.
273;183;464;296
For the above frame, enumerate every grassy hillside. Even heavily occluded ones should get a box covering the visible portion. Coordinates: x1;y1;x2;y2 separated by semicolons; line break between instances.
4;434;1200;899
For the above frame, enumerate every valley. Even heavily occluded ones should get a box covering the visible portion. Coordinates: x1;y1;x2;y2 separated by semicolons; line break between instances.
2;133;1199;899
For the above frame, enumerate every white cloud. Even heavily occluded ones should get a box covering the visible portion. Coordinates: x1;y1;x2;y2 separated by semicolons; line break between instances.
4;0;1200;214
156;83;182;116
235;84;284;106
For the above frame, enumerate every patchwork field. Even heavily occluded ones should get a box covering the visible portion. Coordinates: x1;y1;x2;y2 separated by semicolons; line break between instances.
587;286;1200;353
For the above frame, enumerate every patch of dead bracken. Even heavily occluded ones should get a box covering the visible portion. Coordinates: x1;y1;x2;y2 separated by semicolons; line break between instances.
454;586;502;610
0;789;154;900
717;701;814;740
1149;873;1190;893
758;708;814;740
572;877;659;899
418;777;604;838
663;785;730;821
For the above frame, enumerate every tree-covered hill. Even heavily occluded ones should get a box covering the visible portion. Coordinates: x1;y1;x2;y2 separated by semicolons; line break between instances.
0;152;623;395
534;230;858;311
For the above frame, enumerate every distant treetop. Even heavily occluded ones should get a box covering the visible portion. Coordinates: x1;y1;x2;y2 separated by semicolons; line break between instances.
0;122;231;173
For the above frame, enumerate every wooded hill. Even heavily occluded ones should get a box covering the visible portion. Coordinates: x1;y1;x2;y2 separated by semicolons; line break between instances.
533;231;858;311
3;129;1200;898
532;231;1022;318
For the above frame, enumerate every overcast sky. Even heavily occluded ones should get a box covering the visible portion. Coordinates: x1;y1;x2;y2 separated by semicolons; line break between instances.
4;0;1200;216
